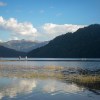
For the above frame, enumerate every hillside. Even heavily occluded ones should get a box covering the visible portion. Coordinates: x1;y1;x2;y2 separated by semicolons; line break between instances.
0;46;26;57
28;24;100;58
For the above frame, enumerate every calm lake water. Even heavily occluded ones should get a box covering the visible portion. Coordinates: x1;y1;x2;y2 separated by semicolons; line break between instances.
0;58;100;100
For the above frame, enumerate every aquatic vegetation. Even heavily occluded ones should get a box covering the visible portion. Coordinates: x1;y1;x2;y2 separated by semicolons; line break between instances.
0;64;100;90
0;65;63;79
62;74;100;90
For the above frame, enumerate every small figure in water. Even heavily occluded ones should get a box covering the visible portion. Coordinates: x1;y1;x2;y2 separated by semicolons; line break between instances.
19;56;21;60
25;56;27;60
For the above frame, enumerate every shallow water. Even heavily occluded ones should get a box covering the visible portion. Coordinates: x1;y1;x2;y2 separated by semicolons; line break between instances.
0;58;100;100
0;77;99;100
0;58;100;69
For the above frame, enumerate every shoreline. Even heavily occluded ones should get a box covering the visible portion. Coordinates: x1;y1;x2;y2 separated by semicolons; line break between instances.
0;59;100;62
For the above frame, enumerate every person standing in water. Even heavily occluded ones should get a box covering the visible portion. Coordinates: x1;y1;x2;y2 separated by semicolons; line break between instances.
19;56;21;60
25;56;27;60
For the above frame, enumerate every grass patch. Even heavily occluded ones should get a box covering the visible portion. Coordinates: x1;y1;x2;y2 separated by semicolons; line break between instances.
63;74;100;90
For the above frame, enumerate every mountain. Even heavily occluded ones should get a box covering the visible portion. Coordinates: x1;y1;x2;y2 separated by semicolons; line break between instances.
1;39;49;52
28;24;100;58
0;45;26;57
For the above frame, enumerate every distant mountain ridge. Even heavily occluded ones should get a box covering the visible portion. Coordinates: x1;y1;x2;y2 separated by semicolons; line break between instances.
0;39;49;52
28;24;100;58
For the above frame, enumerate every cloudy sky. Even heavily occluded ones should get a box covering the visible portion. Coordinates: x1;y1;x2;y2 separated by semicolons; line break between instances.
0;0;100;41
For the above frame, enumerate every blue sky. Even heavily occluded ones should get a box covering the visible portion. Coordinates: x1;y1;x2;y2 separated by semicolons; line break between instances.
0;0;100;41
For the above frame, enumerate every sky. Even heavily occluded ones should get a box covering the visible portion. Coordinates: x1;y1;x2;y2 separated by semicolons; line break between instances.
0;0;100;42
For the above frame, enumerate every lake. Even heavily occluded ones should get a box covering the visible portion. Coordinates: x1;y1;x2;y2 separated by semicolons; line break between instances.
0;58;100;100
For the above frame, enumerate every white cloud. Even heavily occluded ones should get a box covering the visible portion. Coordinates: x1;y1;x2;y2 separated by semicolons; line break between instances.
0;2;7;6
0;39;2;42
0;16;86;41
41;23;86;39
0;16;37;37
9;37;19;41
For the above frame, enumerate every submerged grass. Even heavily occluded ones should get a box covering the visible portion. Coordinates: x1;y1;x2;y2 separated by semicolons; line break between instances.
64;74;100;83
0;65;63;79
63;74;100;90
0;72;63;80
0;64;100;90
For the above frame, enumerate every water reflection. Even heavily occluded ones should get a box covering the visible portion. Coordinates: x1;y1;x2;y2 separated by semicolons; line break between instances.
0;77;85;99
42;80;84;94
0;78;36;99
